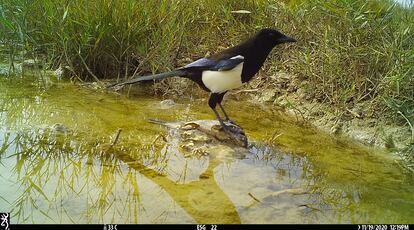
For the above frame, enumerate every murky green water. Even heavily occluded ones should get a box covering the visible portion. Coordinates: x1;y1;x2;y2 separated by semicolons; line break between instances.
0;74;413;224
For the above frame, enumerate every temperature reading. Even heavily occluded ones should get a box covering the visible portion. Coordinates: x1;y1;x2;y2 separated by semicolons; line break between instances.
211;224;218;230
104;224;117;230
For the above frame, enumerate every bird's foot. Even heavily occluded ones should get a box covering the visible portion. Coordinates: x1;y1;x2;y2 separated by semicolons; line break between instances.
223;118;238;126
218;122;247;147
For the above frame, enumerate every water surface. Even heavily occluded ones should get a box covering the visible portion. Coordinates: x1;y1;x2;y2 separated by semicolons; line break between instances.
0;75;413;224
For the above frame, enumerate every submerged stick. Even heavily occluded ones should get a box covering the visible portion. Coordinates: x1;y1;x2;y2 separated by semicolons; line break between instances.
248;192;262;203
110;128;122;147
148;119;168;126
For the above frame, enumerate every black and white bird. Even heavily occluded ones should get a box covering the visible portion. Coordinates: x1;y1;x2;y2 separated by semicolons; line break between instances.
110;28;296;133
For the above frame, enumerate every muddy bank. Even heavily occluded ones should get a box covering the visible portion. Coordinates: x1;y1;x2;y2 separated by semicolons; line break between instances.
238;72;412;165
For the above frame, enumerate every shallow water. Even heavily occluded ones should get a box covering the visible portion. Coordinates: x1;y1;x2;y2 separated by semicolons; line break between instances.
0;75;413;224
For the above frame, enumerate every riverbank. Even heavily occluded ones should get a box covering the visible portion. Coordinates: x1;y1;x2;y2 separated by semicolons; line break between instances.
244;72;411;149
241;72;413;171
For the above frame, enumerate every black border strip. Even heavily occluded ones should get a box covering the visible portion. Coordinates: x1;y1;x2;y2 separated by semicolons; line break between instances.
10;224;412;230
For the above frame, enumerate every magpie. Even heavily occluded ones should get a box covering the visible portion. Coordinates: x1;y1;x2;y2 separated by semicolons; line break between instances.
109;28;296;134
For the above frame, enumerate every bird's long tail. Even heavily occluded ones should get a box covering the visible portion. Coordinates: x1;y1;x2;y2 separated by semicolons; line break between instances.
107;69;186;88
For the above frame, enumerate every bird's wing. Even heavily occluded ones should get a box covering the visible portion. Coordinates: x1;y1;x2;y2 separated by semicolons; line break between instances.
214;55;244;71
182;58;216;70
182;55;244;72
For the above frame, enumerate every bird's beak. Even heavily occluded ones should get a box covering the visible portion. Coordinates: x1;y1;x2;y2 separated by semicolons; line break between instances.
280;35;297;43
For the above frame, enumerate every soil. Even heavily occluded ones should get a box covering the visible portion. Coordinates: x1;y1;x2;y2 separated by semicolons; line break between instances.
228;72;412;151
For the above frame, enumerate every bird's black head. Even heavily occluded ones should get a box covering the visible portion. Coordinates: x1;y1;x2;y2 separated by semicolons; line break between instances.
256;28;297;47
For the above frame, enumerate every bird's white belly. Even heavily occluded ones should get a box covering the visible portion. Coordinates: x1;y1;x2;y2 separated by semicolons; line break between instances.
201;63;244;93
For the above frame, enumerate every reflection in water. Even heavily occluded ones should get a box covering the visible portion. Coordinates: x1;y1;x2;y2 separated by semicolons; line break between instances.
0;126;308;223
0;126;242;223
0;76;413;223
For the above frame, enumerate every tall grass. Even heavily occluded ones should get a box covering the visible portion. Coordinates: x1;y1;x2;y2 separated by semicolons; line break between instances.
284;0;414;126
0;0;413;148
0;0;261;80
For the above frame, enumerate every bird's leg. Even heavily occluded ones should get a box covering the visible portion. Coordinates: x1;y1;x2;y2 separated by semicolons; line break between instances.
212;104;247;147
215;92;233;123
209;93;247;146
216;92;237;125
218;103;237;125
218;103;230;121
209;93;233;133
211;107;232;133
